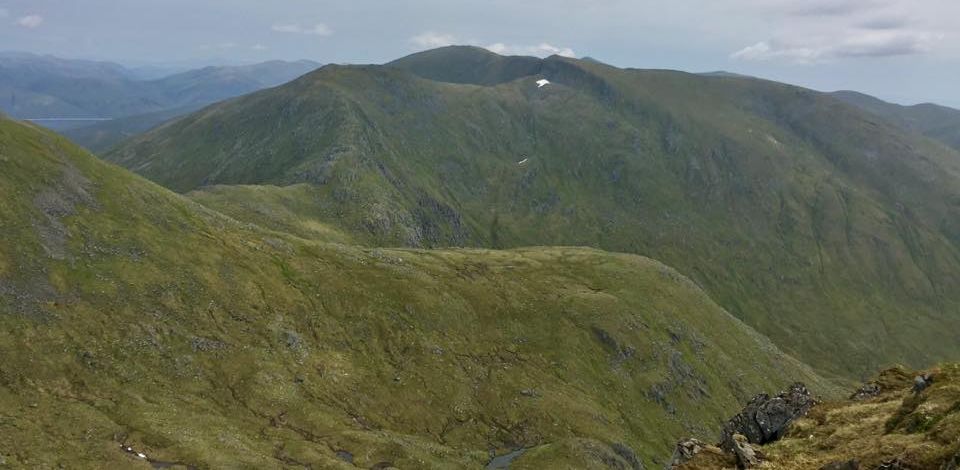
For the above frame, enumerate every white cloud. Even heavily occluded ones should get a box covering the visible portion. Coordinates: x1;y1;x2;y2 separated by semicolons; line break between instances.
272;23;332;36
252;43;268;51
410;32;576;58
485;42;576;58
17;14;43;29
729;0;948;63
410;31;458;49
733;30;942;63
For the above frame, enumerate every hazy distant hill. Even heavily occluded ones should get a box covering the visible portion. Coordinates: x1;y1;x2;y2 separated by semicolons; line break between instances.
62;60;321;152
109;46;960;379
0;52;319;150
832;90;960;152
0;52;163;123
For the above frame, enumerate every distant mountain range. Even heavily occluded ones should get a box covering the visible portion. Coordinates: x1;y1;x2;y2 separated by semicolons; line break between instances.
832;89;960;152
0;52;320;150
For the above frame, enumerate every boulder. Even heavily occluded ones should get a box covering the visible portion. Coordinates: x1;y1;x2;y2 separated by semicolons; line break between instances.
720;382;815;450
912;374;933;394
730;434;760;468
668;438;708;468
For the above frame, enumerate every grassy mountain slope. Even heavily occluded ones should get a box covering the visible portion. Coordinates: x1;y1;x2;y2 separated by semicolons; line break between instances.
833;90;960;152
0;116;833;468
387;46;542;85
108;47;960;379
679;364;960;469
187;183;357;243
151;60;322;107
60;104;204;154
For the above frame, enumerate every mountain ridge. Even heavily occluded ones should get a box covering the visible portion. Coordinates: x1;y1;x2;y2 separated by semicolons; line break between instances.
832;89;960;152
108;46;960;380
0;114;834;467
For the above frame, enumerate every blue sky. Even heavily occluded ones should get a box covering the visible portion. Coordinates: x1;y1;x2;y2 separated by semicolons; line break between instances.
2;0;960;106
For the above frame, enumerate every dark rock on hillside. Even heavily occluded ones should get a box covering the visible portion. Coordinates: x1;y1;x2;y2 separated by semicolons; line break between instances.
875;459;909;469
610;442;644;470
335;450;354;463
677;365;960;468
912;373;934;394
592;326;636;366
720;383;815;450
849;382;881;401
852;366;915;400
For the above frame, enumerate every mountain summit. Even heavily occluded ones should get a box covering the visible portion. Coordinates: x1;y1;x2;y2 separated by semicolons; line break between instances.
108;47;960;379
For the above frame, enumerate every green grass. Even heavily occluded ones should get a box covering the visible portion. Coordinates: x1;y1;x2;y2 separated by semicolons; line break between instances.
108;47;960;379
0;117;837;468
187;184;355;244
687;364;960;469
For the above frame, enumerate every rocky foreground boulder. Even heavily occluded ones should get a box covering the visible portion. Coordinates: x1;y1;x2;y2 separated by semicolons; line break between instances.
672;365;960;469
669;383;813;468
719;382;815;451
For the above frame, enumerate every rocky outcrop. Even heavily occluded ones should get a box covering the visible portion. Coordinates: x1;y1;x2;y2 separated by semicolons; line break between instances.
720;382;815;450
673;366;960;469
610;442;644;470
668;438;709;468
667;438;731;469
669;383;812;468
912;373;934;394
729;434;760;468
851;366;916;401
849;382;881;400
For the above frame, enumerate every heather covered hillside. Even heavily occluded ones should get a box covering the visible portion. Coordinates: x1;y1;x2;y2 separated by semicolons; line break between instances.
111;46;960;379
0;116;833;467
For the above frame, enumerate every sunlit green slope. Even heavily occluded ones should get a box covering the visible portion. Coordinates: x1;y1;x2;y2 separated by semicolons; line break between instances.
109;47;960;379
0;117;832;468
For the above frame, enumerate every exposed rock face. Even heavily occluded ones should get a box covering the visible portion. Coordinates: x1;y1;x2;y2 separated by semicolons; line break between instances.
675;366;960;469
720;383;815;450
610;442;644;470
730;434;760;468
850;382;881;400
668;438;709;468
